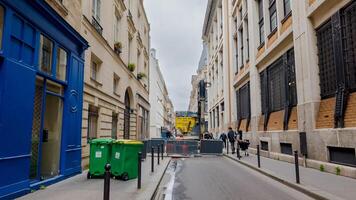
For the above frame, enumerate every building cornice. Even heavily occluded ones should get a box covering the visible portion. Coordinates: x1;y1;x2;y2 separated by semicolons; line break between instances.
202;0;219;40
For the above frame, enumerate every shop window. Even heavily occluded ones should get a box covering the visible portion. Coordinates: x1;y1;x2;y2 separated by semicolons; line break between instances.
269;0;277;32
280;143;293;155
111;113;118;139
56;48;67;81
0;5;4;49
39;35;53;74
328;147;356;166
261;141;269;151
88;105;98;141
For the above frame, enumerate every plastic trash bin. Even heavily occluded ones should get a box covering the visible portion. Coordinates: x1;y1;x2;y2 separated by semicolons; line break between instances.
87;138;114;179
110;140;143;181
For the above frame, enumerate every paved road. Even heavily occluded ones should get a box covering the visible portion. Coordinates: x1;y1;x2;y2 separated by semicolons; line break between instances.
155;156;314;200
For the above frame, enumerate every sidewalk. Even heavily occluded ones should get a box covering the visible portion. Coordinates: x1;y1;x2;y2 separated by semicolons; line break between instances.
225;152;356;200
18;156;171;200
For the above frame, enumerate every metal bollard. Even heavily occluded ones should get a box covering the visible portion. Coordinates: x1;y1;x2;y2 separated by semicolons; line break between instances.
257;145;261;168
161;143;164;160
157;145;160;165
137;152;142;189
151;147;154;173
294;151;300;184
227;141;229;154
103;164;111;200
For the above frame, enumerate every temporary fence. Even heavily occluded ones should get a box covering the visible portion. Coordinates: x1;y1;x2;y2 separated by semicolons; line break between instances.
200;140;223;155
166;140;199;156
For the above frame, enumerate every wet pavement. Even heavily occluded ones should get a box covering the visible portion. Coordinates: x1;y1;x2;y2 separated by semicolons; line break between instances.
154;156;314;200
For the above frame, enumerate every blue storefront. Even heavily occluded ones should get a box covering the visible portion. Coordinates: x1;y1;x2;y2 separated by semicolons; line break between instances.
0;0;88;199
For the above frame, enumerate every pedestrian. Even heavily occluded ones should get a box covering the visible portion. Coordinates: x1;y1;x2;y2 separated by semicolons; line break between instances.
238;130;243;140
227;127;236;154
219;132;227;148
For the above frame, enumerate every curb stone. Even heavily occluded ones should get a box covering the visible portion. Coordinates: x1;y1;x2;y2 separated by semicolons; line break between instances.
223;154;342;200
150;159;172;200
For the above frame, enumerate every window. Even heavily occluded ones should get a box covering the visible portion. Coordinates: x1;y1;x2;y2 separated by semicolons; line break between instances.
0;5;4;49
114;14;120;42
245;18;249;61
56;48;67;81
236;82;250;120
261;141;269;151
88;105;98;140
328;147;356;166
239;28;244;66
261;48;297;113
258;0;265;45
39;35;53;74
91;61;98;81
217;107;220;127
283;0;291;16
269;0;277;32
111;113;118;139
113;75;119;94
280;143;293;155
92;0;101;22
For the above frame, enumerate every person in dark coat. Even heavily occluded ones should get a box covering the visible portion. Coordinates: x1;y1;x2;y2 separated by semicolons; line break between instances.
219;132;227;148
227;127;236;154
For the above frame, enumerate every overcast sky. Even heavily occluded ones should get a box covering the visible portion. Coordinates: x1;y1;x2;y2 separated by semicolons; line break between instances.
144;0;208;111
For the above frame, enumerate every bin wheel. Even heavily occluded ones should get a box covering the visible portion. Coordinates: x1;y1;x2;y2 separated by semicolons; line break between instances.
121;173;129;181
87;172;92;179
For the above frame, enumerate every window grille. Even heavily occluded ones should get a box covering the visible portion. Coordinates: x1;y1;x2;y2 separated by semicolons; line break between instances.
236;82;250;120
287;49;297;106
341;2;356;91
268;59;285;112
316;20;337;98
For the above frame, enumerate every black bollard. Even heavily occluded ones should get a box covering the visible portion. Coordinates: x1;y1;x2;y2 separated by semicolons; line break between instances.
161;143;164;160
294;151;300;184
151;147;154;173
103;164;111;200
137;152;142;189
257;145;261;168
227;141;229;154
157;145;160;165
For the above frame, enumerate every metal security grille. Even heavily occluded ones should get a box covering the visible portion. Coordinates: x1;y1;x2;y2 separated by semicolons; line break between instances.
268;59;285;112
317;20;337;98
260;70;268;115
30;84;43;179
236;82;250;120
287;49;298;106
342;2;356;91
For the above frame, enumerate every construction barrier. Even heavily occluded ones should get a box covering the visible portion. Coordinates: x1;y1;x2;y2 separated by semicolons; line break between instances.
166;140;199;155
200;140;223;155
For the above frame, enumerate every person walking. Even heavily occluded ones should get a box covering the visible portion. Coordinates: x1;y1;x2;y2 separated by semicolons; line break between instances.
219;132;227;148
227;127;236;154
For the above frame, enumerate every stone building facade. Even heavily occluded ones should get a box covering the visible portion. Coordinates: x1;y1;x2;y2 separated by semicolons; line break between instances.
149;49;174;138
79;0;150;167
203;0;356;176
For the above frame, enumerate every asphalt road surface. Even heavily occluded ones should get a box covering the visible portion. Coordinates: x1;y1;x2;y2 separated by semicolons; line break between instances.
155;156;314;200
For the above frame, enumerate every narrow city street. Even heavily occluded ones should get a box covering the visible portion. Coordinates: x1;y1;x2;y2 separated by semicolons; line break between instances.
154;156;313;200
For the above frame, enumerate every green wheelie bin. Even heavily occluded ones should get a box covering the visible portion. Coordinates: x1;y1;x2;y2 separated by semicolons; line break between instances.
87;138;114;179
110;140;143;181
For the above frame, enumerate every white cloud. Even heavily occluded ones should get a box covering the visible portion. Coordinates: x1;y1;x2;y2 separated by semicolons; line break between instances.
144;0;208;111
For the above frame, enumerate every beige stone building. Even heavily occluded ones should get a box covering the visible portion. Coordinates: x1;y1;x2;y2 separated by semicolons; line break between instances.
79;0;150;167
203;0;356;175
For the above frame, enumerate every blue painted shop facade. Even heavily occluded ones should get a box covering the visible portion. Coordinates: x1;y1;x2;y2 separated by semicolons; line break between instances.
0;0;88;199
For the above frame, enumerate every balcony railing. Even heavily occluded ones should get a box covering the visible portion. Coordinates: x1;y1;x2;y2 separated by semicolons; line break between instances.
92;16;103;35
